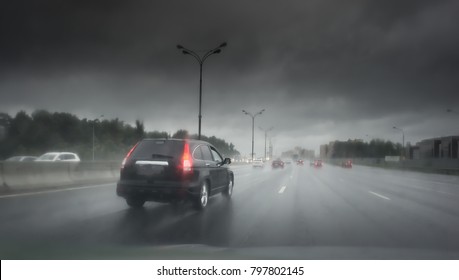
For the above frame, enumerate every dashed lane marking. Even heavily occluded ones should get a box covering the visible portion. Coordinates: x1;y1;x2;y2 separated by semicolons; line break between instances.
369;191;391;200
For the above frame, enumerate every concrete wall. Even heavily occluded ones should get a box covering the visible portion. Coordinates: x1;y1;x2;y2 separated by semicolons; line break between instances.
0;161;120;192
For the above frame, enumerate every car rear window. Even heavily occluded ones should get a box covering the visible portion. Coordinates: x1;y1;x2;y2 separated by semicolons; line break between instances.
38;154;58;160
200;145;213;161
192;145;204;160
130;140;183;160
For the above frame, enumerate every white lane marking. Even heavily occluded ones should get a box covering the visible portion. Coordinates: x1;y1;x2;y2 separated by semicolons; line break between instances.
369;191;391;200
0;183;115;199
279;186;287;194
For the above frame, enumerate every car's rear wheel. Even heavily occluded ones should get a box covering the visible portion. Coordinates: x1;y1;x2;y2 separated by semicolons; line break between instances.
126;198;145;208
223;175;234;199
194;181;209;210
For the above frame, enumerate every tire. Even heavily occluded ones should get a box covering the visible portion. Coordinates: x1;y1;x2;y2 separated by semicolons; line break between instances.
193;181;209;210
223;175;234;199
126;198;145;208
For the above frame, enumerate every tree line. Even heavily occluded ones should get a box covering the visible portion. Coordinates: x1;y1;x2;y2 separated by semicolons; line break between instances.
0;110;240;161
326;139;402;158
171;129;240;158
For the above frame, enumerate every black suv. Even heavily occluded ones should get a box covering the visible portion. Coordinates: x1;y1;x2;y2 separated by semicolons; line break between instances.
116;138;234;210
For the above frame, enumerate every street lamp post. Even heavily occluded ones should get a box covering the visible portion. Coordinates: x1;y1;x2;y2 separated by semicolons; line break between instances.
393;126;405;159
259;126;274;161
177;42;227;140
242;109;265;162
92;115;104;161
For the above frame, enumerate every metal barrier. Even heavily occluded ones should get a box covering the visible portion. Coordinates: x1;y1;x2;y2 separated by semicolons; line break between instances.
0;161;120;192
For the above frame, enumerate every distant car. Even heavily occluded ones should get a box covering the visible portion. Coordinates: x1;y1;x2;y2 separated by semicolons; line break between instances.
117;138;234;210
5;156;38;162
252;159;264;168
341;160;352;168
35;152;81;162
272;159;284;169
313;159;323;168
296;159;304;166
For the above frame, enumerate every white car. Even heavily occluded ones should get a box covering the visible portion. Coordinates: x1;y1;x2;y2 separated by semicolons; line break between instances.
252;159;264;168
35;152;81;162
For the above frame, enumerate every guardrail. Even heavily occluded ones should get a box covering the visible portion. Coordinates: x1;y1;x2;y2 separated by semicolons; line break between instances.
0;161;121;193
0;160;254;193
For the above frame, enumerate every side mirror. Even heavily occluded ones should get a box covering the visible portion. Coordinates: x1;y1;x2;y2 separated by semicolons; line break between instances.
223;158;231;165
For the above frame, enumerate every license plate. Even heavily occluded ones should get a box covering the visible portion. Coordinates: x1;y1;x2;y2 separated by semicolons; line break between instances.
137;165;163;176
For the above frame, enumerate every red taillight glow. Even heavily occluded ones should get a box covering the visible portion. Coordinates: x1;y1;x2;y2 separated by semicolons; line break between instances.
182;142;192;173
121;142;139;169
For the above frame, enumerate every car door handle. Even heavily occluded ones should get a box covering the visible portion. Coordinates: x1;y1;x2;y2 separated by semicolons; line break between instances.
205;163;211;166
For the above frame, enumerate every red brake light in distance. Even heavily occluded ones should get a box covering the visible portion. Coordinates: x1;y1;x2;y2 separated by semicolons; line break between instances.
182;142;192;173
121;142;139;169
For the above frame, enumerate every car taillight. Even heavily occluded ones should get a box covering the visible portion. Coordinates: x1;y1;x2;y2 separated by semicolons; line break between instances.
121;142;139;169
182;142;193;173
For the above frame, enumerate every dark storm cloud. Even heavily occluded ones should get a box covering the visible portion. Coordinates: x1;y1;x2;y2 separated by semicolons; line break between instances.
1;0;458;155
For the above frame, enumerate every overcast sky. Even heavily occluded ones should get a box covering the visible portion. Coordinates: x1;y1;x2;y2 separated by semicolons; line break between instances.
1;0;458;157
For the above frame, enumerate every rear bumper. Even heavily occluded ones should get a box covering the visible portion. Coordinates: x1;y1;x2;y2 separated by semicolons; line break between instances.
116;180;201;202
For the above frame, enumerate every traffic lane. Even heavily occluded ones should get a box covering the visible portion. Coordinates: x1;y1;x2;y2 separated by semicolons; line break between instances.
346;164;459;193
3;163;459;258
0;182;164;240
225;166;297;246
135;162;458;251
319;163;459;209
333;164;459;221
100;164;393;249
313;165;459;251
63;165;295;247
0;163;251;238
284;165;396;248
0;166;293;250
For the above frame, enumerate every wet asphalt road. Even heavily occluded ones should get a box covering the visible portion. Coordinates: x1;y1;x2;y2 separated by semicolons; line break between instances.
1;163;459;259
